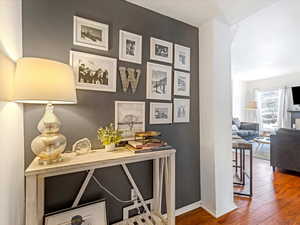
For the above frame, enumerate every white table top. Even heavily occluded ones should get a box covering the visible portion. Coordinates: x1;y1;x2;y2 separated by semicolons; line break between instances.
25;148;176;177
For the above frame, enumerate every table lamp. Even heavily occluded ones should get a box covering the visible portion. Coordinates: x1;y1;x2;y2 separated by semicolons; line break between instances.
14;58;77;165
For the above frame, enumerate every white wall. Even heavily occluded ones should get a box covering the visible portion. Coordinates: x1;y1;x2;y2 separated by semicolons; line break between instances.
199;19;236;218
0;1;24;225
247;72;300;92
232;79;247;121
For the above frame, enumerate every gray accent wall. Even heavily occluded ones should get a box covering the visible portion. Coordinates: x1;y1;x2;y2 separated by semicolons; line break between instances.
22;0;200;223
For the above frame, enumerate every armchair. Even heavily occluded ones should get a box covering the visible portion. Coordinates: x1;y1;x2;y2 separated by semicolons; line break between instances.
271;128;300;172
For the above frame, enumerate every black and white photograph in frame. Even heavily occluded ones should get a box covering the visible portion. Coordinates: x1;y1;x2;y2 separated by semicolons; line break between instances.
70;51;117;92
150;37;173;64
119;30;142;64
146;62;172;101
174;44;190;71
174;70;190;97
44;200;107;225
73;16;109;51
150;102;172;124
115;101;145;139
173;98;190;123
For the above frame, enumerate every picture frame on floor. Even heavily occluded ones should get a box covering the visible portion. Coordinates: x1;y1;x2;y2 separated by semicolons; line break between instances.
73;16;109;51
115;101;145;139
44;200;107;225
174;70;190;97
150;102;173;124
174;44;190;71
173;98;190;123
119;30;142;64
70;51;117;92
150;37;173;64
146;62;172;100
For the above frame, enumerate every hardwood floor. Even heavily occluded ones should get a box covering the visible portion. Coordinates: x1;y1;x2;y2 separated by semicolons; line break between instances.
176;158;300;225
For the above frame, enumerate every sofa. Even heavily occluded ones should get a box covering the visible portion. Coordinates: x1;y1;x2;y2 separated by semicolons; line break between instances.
271;128;300;172
232;118;259;141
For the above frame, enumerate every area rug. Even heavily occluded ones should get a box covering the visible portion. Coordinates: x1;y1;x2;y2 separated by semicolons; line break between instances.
252;142;270;161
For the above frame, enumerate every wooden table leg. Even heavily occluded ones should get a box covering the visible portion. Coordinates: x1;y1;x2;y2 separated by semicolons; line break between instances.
72;169;95;208
122;164;151;215
166;154;175;225
250;147;253;197
239;149;243;183
26;175;38;225
37;176;45;225
235;148;238;174
153;158;160;214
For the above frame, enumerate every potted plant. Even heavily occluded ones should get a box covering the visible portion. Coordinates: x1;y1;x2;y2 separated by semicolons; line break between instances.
97;123;122;151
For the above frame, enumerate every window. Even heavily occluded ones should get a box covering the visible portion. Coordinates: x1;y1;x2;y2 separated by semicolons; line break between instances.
257;89;282;131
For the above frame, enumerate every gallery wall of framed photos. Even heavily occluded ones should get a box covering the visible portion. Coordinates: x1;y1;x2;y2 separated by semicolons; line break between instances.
22;0;200;223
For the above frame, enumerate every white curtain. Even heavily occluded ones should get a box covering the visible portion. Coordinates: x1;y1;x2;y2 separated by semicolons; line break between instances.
278;86;293;128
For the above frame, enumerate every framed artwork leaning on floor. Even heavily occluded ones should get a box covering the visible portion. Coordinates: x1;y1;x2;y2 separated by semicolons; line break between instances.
44;200;107;225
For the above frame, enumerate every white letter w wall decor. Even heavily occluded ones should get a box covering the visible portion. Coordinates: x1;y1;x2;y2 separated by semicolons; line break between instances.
119;67;141;94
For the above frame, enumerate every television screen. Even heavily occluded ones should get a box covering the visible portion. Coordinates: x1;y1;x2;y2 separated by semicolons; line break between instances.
292;86;300;105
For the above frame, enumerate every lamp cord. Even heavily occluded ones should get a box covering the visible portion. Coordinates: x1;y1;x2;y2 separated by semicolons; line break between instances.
92;175;134;203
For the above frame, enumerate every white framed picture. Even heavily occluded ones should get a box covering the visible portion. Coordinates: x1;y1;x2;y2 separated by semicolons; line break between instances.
146;62;172;100
115;101;145;138
73;16;109;51
150;102;172;124
174;98;190;123
70;51;117;92
150;37;173;64
174;70;190;97
45;200;107;225
174;44;190;71
119;30;142;64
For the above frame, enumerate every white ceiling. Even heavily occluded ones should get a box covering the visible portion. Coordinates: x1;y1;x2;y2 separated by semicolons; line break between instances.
126;0;279;26
232;0;300;81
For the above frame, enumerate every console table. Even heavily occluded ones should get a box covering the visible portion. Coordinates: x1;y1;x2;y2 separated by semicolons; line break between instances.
25;148;176;225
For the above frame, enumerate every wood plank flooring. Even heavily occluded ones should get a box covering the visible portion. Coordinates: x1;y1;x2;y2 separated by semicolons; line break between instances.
176;158;300;225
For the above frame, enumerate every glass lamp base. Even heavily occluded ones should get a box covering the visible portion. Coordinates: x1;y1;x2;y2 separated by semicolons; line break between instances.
31;104;67;165
38;155;63;165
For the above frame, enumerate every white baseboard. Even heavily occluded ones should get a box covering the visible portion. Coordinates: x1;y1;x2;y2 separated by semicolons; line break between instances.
122;199;235;220
200;202;237;218
175;201;202;216
200;204;217;217
214;204;237;218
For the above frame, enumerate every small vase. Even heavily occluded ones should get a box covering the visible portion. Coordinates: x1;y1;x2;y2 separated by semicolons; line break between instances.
105;143;116;152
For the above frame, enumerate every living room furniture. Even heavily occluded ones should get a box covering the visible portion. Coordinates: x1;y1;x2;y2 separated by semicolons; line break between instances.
25;148;176;225
232;118;259;141
14;58;77;165
253;137;270;153
232;137;253;197
271;128;300;172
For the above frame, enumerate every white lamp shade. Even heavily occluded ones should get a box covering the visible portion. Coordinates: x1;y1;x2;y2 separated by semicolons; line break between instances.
0;51;15;101
14;57;77;104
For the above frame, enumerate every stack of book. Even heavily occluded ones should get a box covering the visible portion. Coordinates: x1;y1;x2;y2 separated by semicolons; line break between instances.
126;139;171;153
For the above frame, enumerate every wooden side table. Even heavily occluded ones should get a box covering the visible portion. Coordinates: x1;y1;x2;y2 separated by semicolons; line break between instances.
25;148;176;225
232;138;253;197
